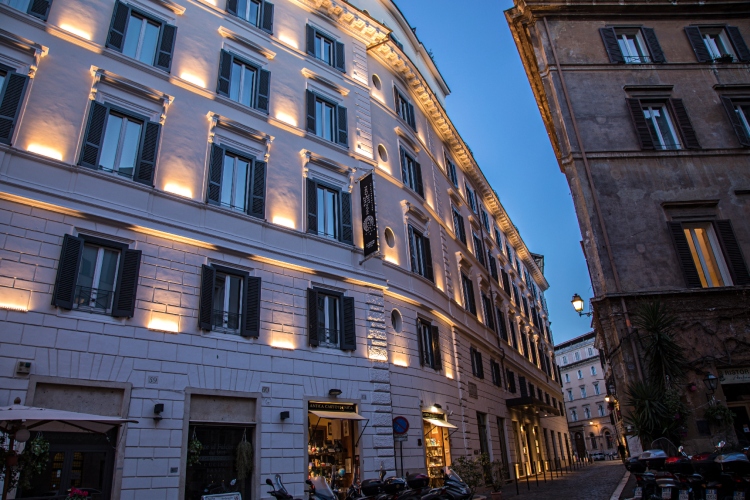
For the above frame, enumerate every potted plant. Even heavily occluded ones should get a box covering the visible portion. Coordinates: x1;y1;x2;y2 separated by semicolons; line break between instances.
450;454;485;499
704;403;735;428
484;456;506;500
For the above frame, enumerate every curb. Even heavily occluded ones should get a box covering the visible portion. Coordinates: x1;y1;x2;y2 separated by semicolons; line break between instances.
610;469;631;500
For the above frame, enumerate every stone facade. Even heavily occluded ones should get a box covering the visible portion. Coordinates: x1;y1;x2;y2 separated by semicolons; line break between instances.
506;0;750;452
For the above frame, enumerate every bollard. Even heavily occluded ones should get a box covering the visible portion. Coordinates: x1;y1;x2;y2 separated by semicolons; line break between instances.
526;469;531;491
514;464;520;495
543;462;547;483
535;463;539;487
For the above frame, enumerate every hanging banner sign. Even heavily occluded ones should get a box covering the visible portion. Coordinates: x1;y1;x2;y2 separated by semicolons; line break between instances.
719;367;750;385
360;172;379;259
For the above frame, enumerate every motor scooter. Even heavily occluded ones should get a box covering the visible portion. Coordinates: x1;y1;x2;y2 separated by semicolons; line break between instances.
421;467;472;500
267;475;301;500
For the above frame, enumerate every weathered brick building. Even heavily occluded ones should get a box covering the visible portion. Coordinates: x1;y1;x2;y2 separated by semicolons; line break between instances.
506;0;750;452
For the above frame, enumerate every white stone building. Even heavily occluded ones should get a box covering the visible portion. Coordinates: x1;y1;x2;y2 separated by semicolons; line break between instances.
0;0;570;498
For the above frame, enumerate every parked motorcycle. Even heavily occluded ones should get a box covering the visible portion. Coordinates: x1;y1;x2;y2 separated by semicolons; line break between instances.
268;475;300;500
421;467;472;500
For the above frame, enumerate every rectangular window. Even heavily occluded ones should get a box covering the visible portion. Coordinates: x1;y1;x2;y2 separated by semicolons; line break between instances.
464;182;477;213
106;2;176;71
481;293;495;332
470;347;484;379
473;233;485;267
417;319;441;370
685;26;746;62
123;12;160;64
461;273;476;315
642;103;681;150
590;366;597;376
452;206;466;245
216;50;271;113
408;225;433;282
601;27;665;64
495;227;503;247
307;288;355;350
577;369;582;379
683;222;733;287
584;407;591;419
199;265;262;337
227;0;273;32
588;347;594;356
206;144;266;218
212;271;244;333
571;409;577;421
316;291;340;347
598;405;605;417
565;373;570;383
581;387;587;398
306;90;348;147
721;97;750;146
477;412;489;456
395;88;416;129
306;178;352;244
76;243;121;314
506;369;516;393
399;147;424;197
574;352;580;361
628;98;699;150
2;0;50;19
445;153;458;187
594;382;600;395
616;30;650;63
306;25;345;71
567;389;573;402
100;111;143;177
481;210;490;232
490;359;502;387
496;308;508;342
562;355;568;365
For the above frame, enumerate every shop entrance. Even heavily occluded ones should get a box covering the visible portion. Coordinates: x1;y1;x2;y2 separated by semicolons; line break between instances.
422;411;455;487
307;402;366;491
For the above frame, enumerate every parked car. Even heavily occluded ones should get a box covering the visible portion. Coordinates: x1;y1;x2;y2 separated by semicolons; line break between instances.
590;452;606;461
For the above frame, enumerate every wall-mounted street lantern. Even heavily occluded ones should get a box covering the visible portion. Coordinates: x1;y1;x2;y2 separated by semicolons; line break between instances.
571;294;593;317
703;373;718;394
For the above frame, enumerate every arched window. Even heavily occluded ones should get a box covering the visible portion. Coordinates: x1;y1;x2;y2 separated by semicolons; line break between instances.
605;431;613;449
590;432;597;450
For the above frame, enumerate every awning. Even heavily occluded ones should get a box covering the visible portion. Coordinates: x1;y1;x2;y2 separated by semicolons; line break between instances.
309;409;367;421
505;396;561;417
423;418;457;429
0;404;138;434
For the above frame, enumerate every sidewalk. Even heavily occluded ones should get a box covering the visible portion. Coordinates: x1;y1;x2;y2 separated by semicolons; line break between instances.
498;460;629;500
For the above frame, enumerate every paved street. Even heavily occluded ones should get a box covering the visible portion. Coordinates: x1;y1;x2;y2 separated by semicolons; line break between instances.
499;460;628;500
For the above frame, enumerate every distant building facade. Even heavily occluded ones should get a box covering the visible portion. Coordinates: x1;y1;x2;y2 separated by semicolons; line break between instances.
507;0;750;452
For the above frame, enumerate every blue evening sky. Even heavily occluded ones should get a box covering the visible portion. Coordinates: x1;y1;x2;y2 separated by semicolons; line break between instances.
393;0;594;344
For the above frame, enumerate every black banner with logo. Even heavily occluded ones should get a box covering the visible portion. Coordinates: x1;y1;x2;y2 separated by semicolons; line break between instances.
360;172;379;258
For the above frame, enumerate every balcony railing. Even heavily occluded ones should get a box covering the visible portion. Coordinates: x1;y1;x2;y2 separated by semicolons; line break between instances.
316;327;339;348
211;309;242;334
624;55;652;64
73;286;115;313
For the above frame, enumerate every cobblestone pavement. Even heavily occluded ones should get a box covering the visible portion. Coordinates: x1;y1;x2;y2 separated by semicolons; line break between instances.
499;460;628;500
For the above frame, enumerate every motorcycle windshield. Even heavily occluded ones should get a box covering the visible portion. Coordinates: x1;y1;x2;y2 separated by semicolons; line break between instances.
443;468;464;484
311;476;335;499
275;475;289;495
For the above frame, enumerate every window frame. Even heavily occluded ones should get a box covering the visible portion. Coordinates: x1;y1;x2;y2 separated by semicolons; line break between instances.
305;177;352;245
445;153;458;187
417;318;441;371
227;0;274;34
306;90;348;147
461;273;477;316
0;64;30;146
408;225;433;282
210;265;248;335
399;146;424;197
1;0;52;20
452;205;466;245
306;24;345;72
721;96;750;147
206;142;266;219
315;288;343;348
394;87;416;130
464;182;477;213
470;347;484;379
106;1;176;72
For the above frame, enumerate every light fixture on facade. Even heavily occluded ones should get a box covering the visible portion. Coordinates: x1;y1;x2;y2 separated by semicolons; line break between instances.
571;293;593;317
275;112;298;127
328;389;342;397
164;183;193;199
148;314;179;333
27;144;63;161
153;403;164;422
59;24;92;40
272;216;296;229
180;72;206;88
280;411;290;420
703;373;719;394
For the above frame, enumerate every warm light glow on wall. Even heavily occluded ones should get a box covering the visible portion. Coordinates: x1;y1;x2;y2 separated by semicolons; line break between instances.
377;163;391;175
0;303;28;312
445;371;454;379
0;288;30;312
164;183;193;199
27;144;63;161
59;24;92;40
275;112;298;127
392;356;408;367
272;216;296;229
384;256;399;265
369;350;388;361
271;340;295;350
277;33;298;49
180;72;206;88
271;331;295;350
148;313;179;333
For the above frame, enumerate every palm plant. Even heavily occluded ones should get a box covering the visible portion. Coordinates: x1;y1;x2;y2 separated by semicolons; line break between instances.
632;301;688;389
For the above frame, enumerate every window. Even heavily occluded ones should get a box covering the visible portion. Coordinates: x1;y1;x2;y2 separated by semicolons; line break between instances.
461;273;477;315
473;233;485;267
227;0;274;33
199;265;261;337
0;0;51;20
481;210;490;232
587;347;594;357
465;183;477;213
53;234;141;318
589;432;597;449
399;147;424;197
668;220;749;288
452;206;466;245
565;373;570;383
571;409;578;421
590;366;597;376
600;27;664;64
0;65;29;145
584;407;591;419
481;293;495;332
78;102;161;186
627;98;700;150
490;359;502;387
417;319;441;370
497;308;508;343
470;347;484;379
106;2;176;72
488;252;498;282
598;405;605;417
494;227;503;247
593;382;600;395
577;369;582;379
562;355;568;365
685;26;750;63
567;389;573;402
721;97;750;147
477;412;489;456
394;88;416;129
306;25;345;71
306;91;348;146
506;369;516;393
307;288;355;350
445;153;458;187
306;178;353;244
581;386;587;398
216;51;270;113
206;144;266;218
574;352;580;362
408;226;433;281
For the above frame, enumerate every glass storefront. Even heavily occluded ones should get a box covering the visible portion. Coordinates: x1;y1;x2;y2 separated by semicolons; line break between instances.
307;402;365;491
185;425;254;500
422;411;455;487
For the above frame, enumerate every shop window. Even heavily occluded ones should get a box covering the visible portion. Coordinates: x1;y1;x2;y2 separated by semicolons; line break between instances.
106;1;176;72
394;87;416;129
216;50;270;113
186;425;254;499
227;0;274;33
306;25;345;72
307;288;356;351
400;147;424;197
306;90;348;146
423;411;453;487
0;64;30;145
308;402;363;489
206;144;267;218
470;347;484;379
417;318;441;370
198;264;262;337
52;234;141;318
408;225;434;281
306;178;353;244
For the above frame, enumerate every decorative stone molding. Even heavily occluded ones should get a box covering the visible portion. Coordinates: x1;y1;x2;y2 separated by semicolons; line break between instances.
291;0;389;46
302;149;355;176
219;26;276;59
0;28;48;78
90;66;174;123
401;201;429;226
208;112;274;160
394;126;420;153
301;67;349;95
447;187;463;207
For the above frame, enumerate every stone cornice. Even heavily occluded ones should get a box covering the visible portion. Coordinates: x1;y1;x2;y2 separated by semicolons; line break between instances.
290;0;390;46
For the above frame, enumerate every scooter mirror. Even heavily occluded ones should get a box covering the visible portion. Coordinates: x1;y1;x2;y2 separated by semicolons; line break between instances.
718;441;726;449
231;479;237;486
678;446;683;453
306;480;313;486
267;479;274;486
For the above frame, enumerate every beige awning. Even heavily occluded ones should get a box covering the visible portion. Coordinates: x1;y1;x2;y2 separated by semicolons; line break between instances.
424;418;457;429
309;409;367;421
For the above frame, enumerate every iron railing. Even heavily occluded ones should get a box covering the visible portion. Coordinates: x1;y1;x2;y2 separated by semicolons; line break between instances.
74;286;115;313
211;309;242;333
624;55;652;64
317;327;339;347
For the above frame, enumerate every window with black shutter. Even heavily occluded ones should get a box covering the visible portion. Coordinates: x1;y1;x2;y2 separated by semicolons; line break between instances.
52;234;141;318
626;97;700;150
445;153;458;187
394;87;416;129
501;268;510;294
481;210;491;232
198;264;262;337
481;293;495;332
685;26;750;63
496;308;508;343
106;1;176;71
306;287;355;350
452;206;466;245
226;0;274;34
3;0;52;19
205;143;266;218
720;96;750;147
305;90;348;147
417;318;441;370
399;147;423;197
306;25;345;72
0;65;29;145
506;369;516;393
78;102;161;186
305;178;352;245
509;318;518;349
216;50;270;113
473;233;485;267
490;359;502;387
461;273;476;316
470;347;484;379
599;27;665;64
488;253;498;282
465;182;477;213
408;225;433;282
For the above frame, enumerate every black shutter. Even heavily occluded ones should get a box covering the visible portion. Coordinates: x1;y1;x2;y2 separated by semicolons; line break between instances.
241;276;261;337
217;50;233;97
226;0;238;16
306;178;317;234
470;347;476;376
626;98;654;150
256;69;270;113
52;234;84;310
112;249;141;318
489;255;498;281
334;41;345;72
458;214;466;244
414;161;424;197
207;143;224;204
106;1;130;51
155;24;177;71
497;309;508;342
726;26;750;62
408;226;417;273
685;27;712;62
431;325;442;370
79;102;108;169
0;73;29;144
641;28;665;63
476;351;484;379
408;102;415;130
307;288;319;346
134;121;160;186
667;221;702;288
340;191;353;244
198;265;216;330
400;148;408;185
341;296;356;351
394;87;400;116
27;0;52;20
306;90;316;133
249;160;266;218
306;25;315;56
715;220;750;286
416;320;425;366
423;234;433;282
721;97;750;147
669;98;701;149
260;1;274;33
599;27;624;63
336;105;348;146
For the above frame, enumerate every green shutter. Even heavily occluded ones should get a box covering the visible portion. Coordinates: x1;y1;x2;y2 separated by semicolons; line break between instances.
416;319;424;366
626;98;654;150
721;96;750;147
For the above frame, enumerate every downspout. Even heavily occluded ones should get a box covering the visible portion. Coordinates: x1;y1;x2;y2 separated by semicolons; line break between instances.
540;17;643;382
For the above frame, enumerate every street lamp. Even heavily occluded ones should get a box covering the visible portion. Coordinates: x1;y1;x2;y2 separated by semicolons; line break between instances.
703;373;718;394
571;294;593;317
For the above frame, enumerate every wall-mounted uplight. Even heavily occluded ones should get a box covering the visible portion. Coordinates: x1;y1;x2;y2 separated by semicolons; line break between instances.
0;288;30;312
328;388;342;397
275;112;298;127
164;183;193;199
27;144;63;161
277;33;298;49
0;303;28;312
59;24;92;40
180;73;206;88
148;313;179;333
270;340;295;350
392;357;408;368
272;216;296;229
